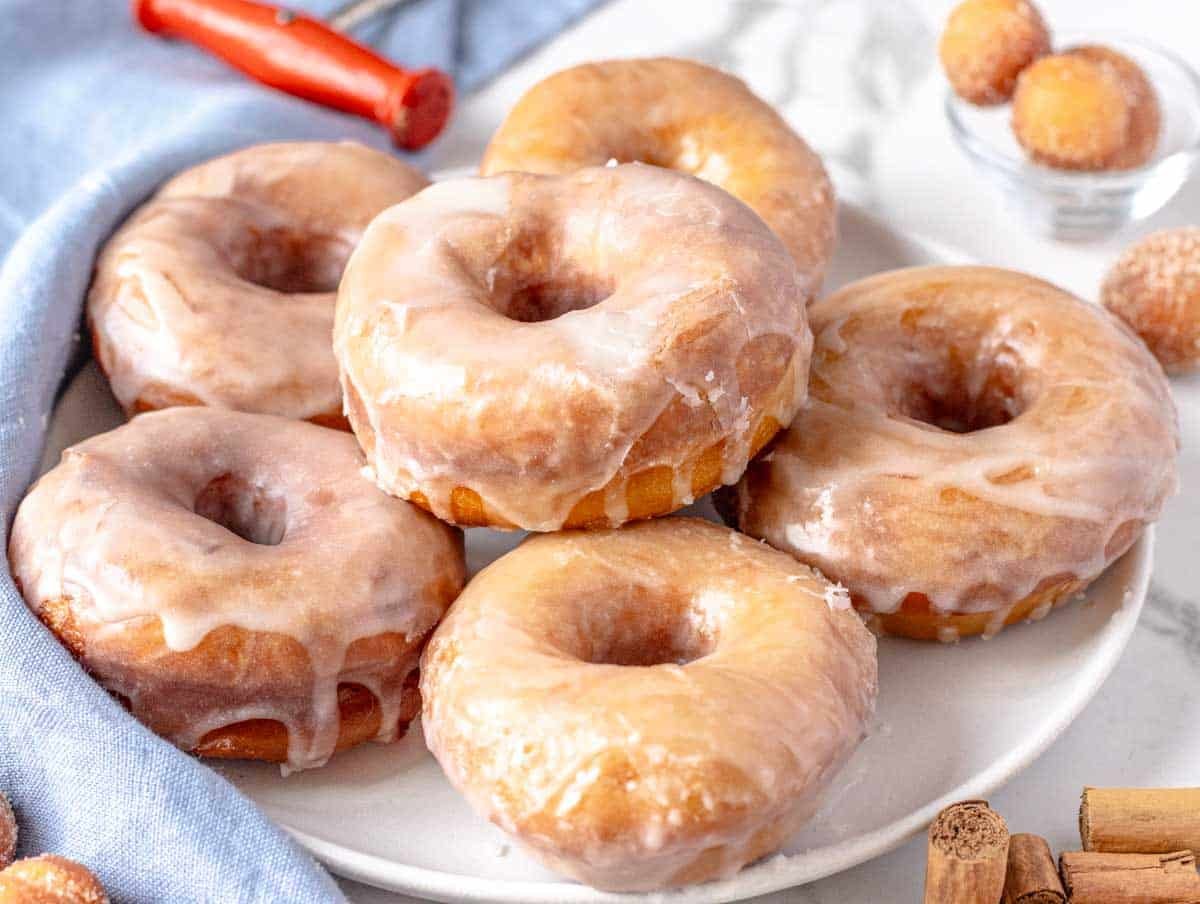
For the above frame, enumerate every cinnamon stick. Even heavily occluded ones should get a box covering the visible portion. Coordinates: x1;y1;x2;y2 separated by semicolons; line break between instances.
924;800;1010;904
1081;787;1200;854
1003;833;1065;903
1059;850;1200;903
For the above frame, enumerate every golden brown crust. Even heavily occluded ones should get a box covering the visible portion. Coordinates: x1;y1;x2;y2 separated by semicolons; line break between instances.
405;411;784;530
714;489;1092;640
35;591;425;762
34;594;432;764
194;675;421;762
0;855;108;904
940;0;1051;105
1102;227;1200;374
863;574;1087;641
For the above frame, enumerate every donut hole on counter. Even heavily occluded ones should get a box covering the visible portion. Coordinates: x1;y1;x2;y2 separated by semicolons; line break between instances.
193;472;288;546
227;226;352;294
561;582;722;668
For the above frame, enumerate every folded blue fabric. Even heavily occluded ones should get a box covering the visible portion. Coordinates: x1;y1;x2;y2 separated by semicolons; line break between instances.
0;1;598;900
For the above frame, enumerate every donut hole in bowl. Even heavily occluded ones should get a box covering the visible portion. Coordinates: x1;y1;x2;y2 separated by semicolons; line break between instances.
566;582;724;667
194;473;288;546
230;226;352;294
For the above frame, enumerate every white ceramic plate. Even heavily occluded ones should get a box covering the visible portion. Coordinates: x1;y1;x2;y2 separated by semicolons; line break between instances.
42;202;1152;904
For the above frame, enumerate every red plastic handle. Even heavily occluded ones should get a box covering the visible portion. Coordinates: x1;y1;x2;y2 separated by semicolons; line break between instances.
134;0;453;150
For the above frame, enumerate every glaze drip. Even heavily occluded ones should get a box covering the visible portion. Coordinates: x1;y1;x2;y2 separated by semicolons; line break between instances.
9;408;465;770
335;165;813;531
730;266;1178;617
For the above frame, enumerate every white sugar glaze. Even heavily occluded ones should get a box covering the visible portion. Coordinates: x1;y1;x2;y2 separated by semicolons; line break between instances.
728;266;1179;618
420;518;878;892
87;142;428;423
479;57;837;294
335;165;813;531
8;408;465;771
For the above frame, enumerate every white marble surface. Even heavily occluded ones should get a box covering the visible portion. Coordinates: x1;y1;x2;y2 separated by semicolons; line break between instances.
342;1;1200;900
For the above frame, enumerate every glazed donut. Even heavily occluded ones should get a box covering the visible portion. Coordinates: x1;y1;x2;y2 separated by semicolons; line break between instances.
480;57;836;292
88;141;428;427
0;856;107;904
9;408;465;770
421;518;877;891
720;266;1178;641
1102;227;1200;373
335;165;812;531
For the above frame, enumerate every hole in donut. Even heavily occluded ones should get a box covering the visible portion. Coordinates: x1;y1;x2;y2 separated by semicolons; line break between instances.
232;228;352;294
902;391;1013;433
500;275;616;323
896;360;1025;433
469;229;617;323
574;585;721;667
194;473;288;546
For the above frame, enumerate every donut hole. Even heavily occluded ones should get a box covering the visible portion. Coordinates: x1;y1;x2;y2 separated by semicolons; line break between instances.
585;626;706;667
896;360;1026;433
572;584;721;667
471;227;617;322
194;473;288;546
900;386;1014;433
502;276;615;323
232;227;352;294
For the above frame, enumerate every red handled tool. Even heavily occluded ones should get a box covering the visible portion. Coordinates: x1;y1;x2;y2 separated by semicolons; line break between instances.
133;0;454;150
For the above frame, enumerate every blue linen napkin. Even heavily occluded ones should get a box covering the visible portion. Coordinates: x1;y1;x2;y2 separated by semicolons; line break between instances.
0;1;599;900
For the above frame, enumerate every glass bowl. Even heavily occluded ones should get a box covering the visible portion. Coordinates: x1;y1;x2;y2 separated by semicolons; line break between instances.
946;32;1200;241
